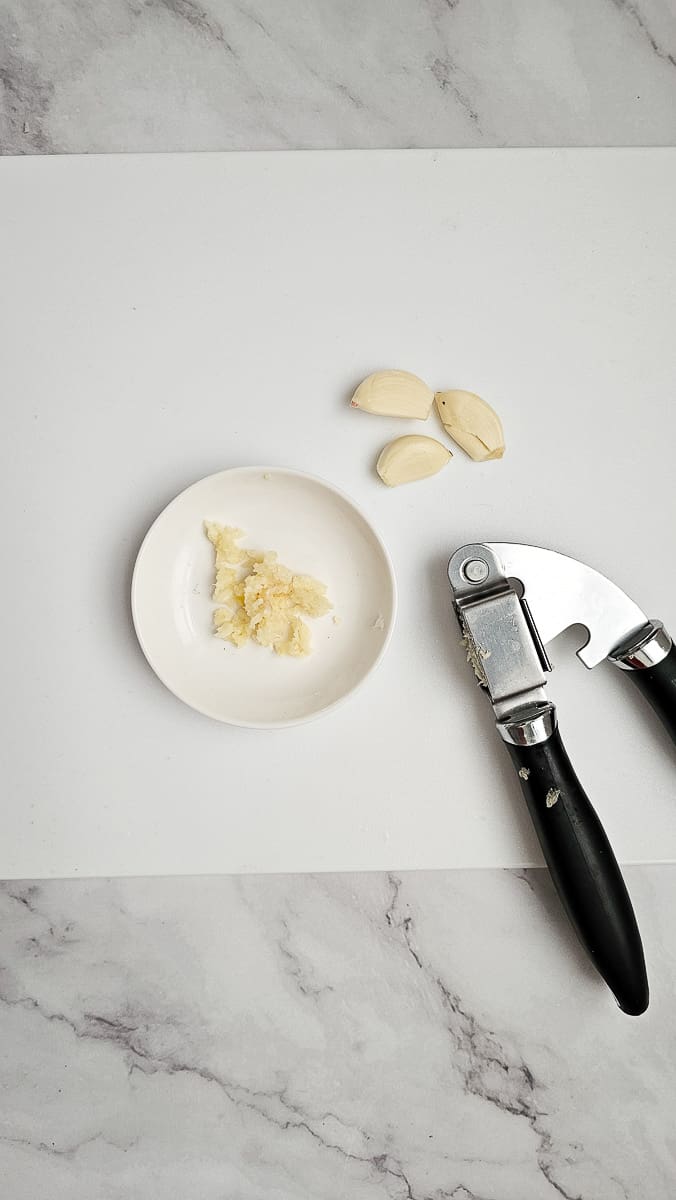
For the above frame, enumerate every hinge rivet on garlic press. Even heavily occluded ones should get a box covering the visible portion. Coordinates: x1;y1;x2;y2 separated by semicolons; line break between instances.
462;558;489;584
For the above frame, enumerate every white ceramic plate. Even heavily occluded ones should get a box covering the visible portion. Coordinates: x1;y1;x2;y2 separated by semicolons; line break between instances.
131;467;397;727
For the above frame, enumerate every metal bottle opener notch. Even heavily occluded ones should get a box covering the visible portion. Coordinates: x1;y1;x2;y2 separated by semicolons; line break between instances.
448;541;676;1016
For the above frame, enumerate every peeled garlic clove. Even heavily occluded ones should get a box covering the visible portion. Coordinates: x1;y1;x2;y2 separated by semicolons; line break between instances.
376;435;451;487
435;389;504;461
351;370;434;419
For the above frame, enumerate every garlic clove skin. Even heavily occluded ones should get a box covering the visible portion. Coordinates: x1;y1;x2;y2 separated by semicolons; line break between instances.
376;435;451;487
435;389;504;461
351;370;434;419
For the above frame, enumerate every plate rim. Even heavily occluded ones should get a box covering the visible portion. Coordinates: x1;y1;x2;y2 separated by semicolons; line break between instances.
131;465;398;729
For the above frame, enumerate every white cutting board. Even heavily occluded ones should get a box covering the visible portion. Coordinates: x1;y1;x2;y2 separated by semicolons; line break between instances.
1;149;675;880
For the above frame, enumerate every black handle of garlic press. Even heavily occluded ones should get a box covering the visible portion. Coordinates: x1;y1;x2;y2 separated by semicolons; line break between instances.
622;641;676;748
503;720;648;1016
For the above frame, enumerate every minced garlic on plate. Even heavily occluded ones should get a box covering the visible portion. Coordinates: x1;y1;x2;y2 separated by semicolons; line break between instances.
204;522;332;657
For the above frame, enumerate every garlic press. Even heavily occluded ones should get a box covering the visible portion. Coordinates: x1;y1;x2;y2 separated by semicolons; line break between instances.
448;541;676;1016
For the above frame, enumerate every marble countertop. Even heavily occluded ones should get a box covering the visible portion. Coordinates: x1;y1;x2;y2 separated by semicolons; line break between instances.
1;0;676;154
2;2;676;1196
3;868;676;1198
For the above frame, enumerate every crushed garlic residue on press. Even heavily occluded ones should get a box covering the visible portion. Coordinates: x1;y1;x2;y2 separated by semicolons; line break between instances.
545;788;561;808
460;634;488;685
518;767;530;780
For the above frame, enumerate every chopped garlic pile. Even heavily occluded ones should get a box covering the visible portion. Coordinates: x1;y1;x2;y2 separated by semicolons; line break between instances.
204;522;332;657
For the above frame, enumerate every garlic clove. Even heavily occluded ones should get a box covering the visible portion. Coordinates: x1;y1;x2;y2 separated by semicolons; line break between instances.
351;370;434;419
376;435;451;487
435;389;504;461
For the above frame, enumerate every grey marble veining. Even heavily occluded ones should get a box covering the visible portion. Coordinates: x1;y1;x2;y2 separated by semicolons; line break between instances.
3;868;676;1198
1;0;676;155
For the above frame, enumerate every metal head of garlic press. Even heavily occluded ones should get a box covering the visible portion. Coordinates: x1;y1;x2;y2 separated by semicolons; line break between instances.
447;541;676;1017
